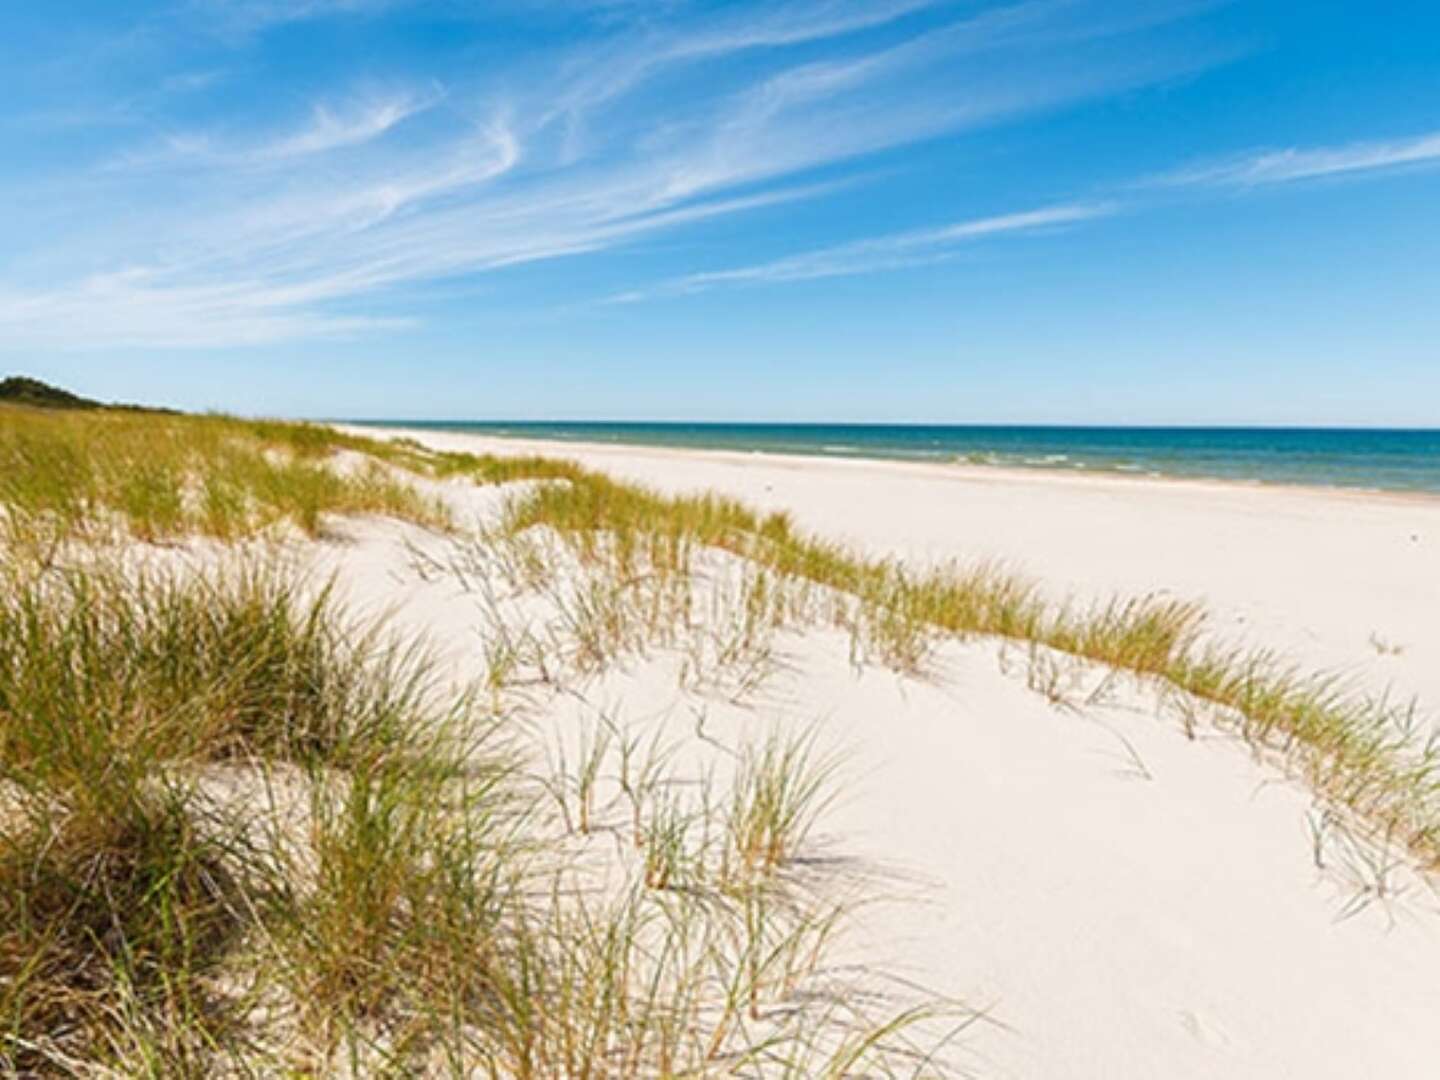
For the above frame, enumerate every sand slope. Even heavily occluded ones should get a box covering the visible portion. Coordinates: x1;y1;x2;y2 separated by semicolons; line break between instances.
345;428;1440;715
318;428;1440;1076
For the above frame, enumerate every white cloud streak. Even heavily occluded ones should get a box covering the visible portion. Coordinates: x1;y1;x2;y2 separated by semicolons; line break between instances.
1154;129;1440;187
112;87;441;169
257;93;436;159
1;0;1224;348
608;203;1112;301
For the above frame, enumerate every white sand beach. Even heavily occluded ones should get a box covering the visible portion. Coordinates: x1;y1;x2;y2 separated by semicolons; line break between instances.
347;427;1440;712
317;425;1440;1078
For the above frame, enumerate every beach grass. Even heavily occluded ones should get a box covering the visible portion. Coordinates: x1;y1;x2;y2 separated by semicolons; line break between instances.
0;405;453;554
0;560;427;1071
7;401;1433;863
0;544;937;1071
0;561;937;1074
724;725;842;889
4;404;1437;1071
357;423;1439;872
481;450;1440;869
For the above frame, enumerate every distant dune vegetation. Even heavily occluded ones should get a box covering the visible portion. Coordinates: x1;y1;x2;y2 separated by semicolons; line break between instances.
0;375;174;413
0;375;107;410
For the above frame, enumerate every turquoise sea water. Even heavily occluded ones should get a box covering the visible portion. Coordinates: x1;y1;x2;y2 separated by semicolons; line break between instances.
355;422;1440;496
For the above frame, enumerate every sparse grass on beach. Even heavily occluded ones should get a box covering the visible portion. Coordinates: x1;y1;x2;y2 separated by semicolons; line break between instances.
481;457;1440;870
389;435;1440;872
724;726;842;890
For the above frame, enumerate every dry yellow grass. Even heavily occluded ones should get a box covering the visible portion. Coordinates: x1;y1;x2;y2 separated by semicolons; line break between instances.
0;406;451;553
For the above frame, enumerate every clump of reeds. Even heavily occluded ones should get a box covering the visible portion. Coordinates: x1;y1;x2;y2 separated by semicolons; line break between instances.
0;774;249;1074
0;561;428;773
282;743;519;1046
0;559;438;1072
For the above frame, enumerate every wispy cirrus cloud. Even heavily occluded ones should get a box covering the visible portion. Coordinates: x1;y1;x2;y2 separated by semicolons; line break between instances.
253;91;440;160
608;203;1112;302
0;182;840;347
112;87;442;169
1152;128;1440;187
543;0;944;113
0;0;1233;348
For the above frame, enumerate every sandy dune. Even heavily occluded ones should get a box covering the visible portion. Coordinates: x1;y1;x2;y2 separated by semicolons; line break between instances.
346;427;1440;713
322;426;1440;1076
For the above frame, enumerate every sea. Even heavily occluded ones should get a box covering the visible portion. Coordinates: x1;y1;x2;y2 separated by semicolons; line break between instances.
355;422;1440;496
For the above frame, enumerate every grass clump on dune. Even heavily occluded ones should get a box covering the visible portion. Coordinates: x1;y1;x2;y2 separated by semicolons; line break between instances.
0;776;247;1074
0;406;452;552
0;560;433;1072
0;562;424;772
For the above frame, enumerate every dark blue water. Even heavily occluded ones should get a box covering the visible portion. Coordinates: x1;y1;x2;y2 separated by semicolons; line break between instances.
354;422;1440;495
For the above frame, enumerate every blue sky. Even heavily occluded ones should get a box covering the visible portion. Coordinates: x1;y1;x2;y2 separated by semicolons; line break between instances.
2;0;1439;425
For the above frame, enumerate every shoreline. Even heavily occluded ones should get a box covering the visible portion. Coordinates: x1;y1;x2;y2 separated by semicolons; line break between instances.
346;421;1440;508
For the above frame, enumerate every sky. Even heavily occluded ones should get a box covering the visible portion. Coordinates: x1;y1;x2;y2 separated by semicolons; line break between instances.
2;0;1438;425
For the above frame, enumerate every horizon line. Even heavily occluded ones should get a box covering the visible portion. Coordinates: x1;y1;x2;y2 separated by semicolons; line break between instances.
338;418;1440;433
